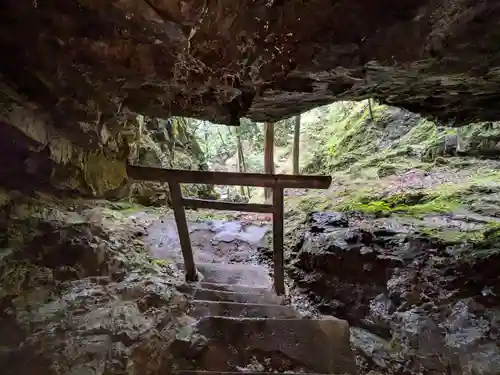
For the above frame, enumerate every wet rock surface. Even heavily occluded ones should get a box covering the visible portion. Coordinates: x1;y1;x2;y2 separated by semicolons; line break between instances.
147;218;271;267
0;193;190;375
287;211;500;375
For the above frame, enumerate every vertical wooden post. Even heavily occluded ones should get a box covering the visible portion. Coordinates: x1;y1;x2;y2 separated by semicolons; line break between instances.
264;122;275;201
293;115;301;175
168;182;198;282
272;186;285;295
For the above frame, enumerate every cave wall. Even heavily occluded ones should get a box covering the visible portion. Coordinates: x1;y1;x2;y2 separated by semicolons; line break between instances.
0;91;138;197
0;90;209;199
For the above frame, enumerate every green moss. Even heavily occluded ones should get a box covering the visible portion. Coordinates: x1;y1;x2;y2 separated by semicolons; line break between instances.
337;187;462;216
398;118;437;146
296;195;332;213
399;196;460;216
471;169;500;183
187;210;233;221
419;227;484;244
342;200;392;215
152;259;170;266
83;153;127;196
448;224;500;260
289;101;500;225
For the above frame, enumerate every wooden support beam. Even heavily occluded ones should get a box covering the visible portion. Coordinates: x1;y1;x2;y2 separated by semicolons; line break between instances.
127;165;331;189
182;198;273;213
293;115;301;175
168;182;197;282
272;186;285;295
264;122;275;200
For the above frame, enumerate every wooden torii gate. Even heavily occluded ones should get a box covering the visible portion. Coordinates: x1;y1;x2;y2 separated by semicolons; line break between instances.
127;165;331;295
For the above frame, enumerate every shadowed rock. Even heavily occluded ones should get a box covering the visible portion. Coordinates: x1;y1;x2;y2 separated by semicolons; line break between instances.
2;1;500;125
189;316;356;374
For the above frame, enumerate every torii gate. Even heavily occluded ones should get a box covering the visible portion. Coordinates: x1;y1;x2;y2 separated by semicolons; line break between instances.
127;124;331;295
128;165;331;295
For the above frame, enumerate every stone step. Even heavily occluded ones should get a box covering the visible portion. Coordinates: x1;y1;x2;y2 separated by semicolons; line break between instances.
178;286;284;305
196;282;274;295
176;262;272;288
177;317;356;374
189;300;299;319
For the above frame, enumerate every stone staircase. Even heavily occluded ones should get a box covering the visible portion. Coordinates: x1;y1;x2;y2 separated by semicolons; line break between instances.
172;262;357;375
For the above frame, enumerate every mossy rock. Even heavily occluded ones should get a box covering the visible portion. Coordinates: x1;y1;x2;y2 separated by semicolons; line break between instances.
480;226;500;248
338;188;461;217
418;227;484;245
83;153;127;197
377;164;401;178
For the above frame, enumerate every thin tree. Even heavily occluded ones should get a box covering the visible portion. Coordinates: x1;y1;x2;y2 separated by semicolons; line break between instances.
368;98;374;120
234;127;249;199
292;115;301;175
237;127;251;197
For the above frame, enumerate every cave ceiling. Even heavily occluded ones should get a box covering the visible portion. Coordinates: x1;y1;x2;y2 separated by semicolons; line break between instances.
1;0;500;127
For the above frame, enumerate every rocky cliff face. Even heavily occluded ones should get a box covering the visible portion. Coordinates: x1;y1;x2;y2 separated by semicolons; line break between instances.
0;93;137;197
273;101;500;374
2;0;500;126
129;116;216;206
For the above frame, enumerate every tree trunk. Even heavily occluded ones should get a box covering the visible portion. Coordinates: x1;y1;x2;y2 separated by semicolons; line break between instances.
368;98;374;120
234;127;246;198
217;129;226;148
235;128;251;198
292;115;301;175
264;122;275;201
239;141;251;198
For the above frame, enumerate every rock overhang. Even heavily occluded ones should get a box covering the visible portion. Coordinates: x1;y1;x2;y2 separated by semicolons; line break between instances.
1;0;500;126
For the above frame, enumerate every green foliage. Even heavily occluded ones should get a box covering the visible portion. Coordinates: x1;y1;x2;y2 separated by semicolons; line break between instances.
274;118;295;147
301;100;401;174
188;118;263;169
